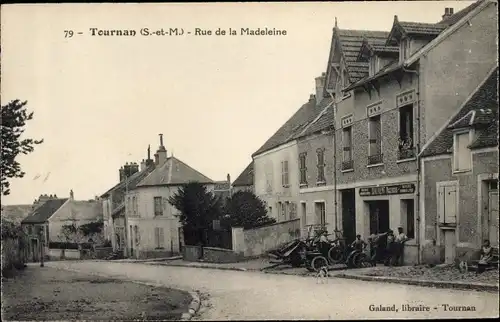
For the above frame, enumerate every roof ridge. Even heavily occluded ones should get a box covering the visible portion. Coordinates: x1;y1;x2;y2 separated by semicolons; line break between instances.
169;156;214;183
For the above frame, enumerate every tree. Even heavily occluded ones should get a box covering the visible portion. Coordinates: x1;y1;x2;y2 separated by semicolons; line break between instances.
168;181;223;246
1;100;43;196
223;191;276;229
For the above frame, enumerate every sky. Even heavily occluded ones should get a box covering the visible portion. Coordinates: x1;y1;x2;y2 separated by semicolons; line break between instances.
1;1;473;205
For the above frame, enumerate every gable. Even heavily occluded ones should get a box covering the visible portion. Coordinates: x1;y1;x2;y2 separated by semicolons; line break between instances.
21;199;69;224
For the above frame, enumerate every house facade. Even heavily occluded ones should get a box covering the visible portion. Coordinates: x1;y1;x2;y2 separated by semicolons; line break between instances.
336;0;498;264
20;197;68;262
420;67;498;264
125;136;216;259
214;174;232;202
232;161;254;194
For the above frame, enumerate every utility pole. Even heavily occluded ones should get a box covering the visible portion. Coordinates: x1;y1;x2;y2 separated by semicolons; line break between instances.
124;171;130;258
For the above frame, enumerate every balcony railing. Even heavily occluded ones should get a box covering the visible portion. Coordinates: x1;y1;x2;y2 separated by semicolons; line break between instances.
342;160;354;171
398;146;416;160
368;153;383;165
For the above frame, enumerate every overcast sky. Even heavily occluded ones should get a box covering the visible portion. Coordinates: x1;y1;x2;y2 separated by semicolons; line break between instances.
1;1;473;205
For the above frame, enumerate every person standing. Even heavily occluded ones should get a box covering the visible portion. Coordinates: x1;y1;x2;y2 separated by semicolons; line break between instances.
394;227;408;266
384;230;395;266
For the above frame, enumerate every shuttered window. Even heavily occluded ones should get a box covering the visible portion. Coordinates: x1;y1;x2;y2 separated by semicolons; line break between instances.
438;185;457;224
154;227;165;249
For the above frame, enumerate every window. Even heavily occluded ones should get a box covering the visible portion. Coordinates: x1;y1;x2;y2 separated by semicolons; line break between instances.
400;38;409;61
129;225;133;248
315;202;326;227
285;201;290;220
342;126;353;170
154;227;165;249
453;131;472;172
281;160;289;187
132;196;137;214
438;184;457;225
289;202;297;219
154;196;163;216
398;104;415;160
368;115;383;164
279;202;286;218
401;199;415;239
316;148;326;183
134;225;139;246
299;153;307;185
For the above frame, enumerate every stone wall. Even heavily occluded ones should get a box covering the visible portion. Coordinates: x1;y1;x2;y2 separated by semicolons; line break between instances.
202;247;243;263
233;218;301;257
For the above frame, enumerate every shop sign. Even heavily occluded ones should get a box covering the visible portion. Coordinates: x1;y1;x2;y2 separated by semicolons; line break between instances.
359;183;415;196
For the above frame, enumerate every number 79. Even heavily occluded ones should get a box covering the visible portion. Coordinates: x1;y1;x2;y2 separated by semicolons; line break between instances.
64;30;74;38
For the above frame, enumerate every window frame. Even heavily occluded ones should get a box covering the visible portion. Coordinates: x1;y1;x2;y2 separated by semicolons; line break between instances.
299;153;307;185
316;148;326;183
154;196;163;216
342;126;353;162
452;130;473;173
398;103;416;160
367;114;383;165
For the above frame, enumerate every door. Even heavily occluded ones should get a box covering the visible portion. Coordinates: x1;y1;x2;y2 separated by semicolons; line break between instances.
489;191;499;248
342;189;356;244
444;230;456;264
301;203;307;237
31;239;39;262
368;200;390;235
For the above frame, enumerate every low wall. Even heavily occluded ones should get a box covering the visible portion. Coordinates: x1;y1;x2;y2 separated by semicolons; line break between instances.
138;249;173;259
232;218;301;257
183;245;203;262
202;247;243;263
48;248;81;260
94;247;113;259
1;238;25;273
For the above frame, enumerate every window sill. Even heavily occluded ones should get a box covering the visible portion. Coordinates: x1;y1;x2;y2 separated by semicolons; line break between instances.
316;181;326;186
282;184;290;188
367;163;384;168
299;183;308;188
341;169;354;173
453;169;472;174
396;157;416;164
438;223;457;229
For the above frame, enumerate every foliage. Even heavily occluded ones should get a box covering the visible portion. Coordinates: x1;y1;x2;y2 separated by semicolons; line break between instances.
223;191;276;229
57;220;103;244
78;221;103;236
1;100;44;196
168;181;223;245
1;220;25;240
48;241;79;250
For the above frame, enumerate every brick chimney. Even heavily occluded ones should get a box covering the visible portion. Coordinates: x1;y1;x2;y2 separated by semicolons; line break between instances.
227;173;231;184
315;72;326;106
119;162;140;181
156;134;167;165
442;7;454;20
309;94;316;103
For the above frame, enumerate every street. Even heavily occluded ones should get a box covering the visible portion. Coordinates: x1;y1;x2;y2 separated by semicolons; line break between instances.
46;261;499;320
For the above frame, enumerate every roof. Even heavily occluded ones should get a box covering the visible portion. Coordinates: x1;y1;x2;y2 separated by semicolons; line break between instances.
252;97;325;157
101;166;154;198
421;67;498;157
386;18;448;45
293;97;334;140
136;156;214;187
49;200;103;222
1;204;34;225
21;199;68;224
439;0;486;26
232;161;254;187
336;29;390;83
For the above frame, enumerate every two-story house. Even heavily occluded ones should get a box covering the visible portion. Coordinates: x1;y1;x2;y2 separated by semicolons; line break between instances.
252;93;328;223
419;67;498;264
125;135;215;259
297;26;389;242
337;0;497;264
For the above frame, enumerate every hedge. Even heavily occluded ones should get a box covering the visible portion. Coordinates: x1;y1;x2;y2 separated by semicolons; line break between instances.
48;242;79;250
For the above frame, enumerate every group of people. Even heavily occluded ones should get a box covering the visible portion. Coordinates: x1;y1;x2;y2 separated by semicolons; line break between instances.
349;227;408;266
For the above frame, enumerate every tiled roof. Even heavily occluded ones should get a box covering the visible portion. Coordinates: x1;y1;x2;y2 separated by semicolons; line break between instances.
448;108;497;130
21;199;68;224
399;21;447;36
344;60;402;92
101;166;154;198
421;67;498;157
293;97;334;140
137;156;213;187
439;0;486;26
1;204;34;224
232;161;254;187
337;29;389;83
49;200;103;222
469;120;499;149
252;97;325;156
371;45;399;53
214;180;231;191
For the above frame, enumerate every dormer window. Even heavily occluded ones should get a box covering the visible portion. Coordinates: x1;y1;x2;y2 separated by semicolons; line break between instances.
400;38;410;62
369;56;378;76
453;130;472;172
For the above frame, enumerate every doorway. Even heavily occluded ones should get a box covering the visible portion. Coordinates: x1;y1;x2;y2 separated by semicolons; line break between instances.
488;181;498;248
31;239;39;262
367;200;390;235
341;189;356;244
444;230;456;264
301;202;307;237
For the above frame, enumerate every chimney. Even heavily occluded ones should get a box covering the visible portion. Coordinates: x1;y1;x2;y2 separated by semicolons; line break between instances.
227;173;231;184
119;166;125;181
154;153;160;165
315;72;326;106
442;7;454;20
157;133;168;165
130;162;139;175
140;159;147;171
70;189;74;200
309;94;316;103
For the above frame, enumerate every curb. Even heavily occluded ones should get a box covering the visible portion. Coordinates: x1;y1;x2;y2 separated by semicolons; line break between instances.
146;262;255;272
181;291;201;320
336;273;500;293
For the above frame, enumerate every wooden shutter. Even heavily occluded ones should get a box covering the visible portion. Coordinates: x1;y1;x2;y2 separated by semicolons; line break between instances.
159;228;165;248
444;186;457;224
284;161;289;185
154;227;159;248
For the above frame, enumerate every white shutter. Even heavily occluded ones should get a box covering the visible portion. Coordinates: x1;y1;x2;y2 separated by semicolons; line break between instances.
438;186;445;223
444;186;457;224
154;227;159;248
159;228;165;248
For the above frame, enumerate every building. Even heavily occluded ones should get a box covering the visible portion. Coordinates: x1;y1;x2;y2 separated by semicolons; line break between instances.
335;0;498;264
21;197;68;262
101;150;155;256
124;135;215;259
214;174;232;203
231;161;254;194
252;94;330;223
419;67;498;264
47;190;104;244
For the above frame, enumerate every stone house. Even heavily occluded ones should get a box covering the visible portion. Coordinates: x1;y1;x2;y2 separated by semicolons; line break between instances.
21;197;68;262
419;67;498;264
124;135;215;259
101;152;155;256
231;161;254;194
335;0;498;264
252;93;330;223
214;174;232;203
